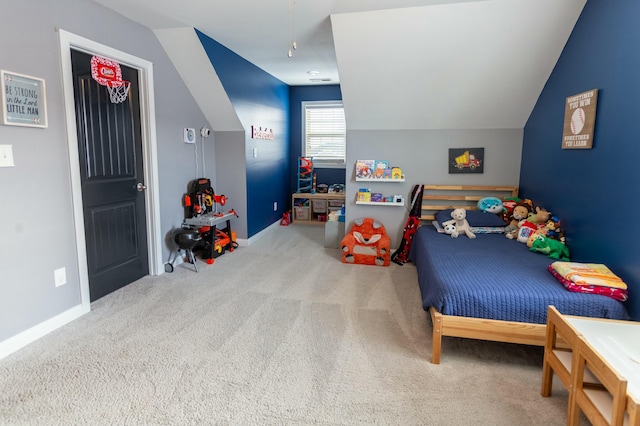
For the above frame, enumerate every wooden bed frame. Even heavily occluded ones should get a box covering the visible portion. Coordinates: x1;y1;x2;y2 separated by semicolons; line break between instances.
420;185;548;364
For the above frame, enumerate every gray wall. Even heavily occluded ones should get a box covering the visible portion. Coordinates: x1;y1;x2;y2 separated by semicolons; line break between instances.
0;0;211;343
214;131;248;238
345;129;523;246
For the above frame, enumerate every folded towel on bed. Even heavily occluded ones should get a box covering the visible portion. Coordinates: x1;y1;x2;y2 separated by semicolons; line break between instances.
548;265;628;302
550;261;628;289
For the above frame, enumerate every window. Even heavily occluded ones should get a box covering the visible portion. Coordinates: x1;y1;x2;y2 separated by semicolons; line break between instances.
302;101;346;167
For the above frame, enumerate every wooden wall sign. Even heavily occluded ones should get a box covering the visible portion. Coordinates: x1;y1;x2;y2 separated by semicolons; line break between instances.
562;89;598;149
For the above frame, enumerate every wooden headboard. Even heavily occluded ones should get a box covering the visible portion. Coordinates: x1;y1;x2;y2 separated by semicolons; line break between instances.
420;185;519;222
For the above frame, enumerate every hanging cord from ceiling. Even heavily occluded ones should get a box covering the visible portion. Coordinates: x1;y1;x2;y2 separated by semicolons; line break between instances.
288;0;297;58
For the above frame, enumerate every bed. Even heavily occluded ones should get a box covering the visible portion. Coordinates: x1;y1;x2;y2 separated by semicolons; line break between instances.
410;185;630;364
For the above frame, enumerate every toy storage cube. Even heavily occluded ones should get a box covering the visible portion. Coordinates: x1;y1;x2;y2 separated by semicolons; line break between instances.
312;199;327;213
294;207;309;220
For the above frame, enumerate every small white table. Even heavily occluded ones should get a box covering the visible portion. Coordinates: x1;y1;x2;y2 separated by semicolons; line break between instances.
566;316;640;422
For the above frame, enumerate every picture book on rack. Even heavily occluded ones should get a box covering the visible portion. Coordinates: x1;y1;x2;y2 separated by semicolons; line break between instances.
373;160;391;178
355;160;375;178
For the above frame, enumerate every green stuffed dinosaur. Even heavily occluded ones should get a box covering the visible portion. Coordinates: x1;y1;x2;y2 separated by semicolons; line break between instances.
529;234;570;261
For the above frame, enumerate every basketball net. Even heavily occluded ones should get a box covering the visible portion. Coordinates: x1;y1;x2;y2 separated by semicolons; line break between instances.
106;80;130;104
91;56;130;104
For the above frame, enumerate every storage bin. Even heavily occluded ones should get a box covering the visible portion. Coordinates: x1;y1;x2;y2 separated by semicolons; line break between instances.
295;206;310;220
312;199;327;213
328;200;343;208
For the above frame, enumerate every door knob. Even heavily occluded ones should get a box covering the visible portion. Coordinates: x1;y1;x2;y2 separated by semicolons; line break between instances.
136;182;147;192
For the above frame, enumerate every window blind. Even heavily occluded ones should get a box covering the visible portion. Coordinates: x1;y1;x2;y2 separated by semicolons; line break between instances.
304;102;345;164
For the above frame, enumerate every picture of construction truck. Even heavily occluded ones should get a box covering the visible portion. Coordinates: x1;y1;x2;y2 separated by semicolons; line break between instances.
454;150;481;170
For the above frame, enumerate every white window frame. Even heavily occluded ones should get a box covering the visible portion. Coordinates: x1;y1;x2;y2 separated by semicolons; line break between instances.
301;100;346;168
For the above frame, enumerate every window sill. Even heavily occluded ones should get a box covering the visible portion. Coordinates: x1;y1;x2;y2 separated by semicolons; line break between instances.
312;162;346;169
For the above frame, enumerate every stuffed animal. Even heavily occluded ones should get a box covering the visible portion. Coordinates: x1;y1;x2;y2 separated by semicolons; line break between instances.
516;220;538;244
340;217;391;266
544;216;565;243
527;206;551;225
477;197;504;214
505;202;532;239
442;208;476;239
443;222;456;235
529;234;570;260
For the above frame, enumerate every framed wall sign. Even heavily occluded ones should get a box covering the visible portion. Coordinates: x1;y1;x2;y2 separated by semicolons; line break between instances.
251;125;274;140
448;148;484;174
1;70;48;128
562;89;598;149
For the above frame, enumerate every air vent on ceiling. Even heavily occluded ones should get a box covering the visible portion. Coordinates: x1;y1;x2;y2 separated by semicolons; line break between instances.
310;78;332;83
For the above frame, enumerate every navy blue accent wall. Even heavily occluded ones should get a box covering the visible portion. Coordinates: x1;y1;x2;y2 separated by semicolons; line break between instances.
521;0;639;319
196;29;290;237
289;85;345;202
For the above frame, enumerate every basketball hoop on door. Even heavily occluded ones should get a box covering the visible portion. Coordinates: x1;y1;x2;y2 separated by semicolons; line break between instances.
90;55;130;104
106;80;131;104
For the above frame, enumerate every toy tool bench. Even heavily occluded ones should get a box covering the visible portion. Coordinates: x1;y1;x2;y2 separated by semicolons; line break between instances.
166;178;238;272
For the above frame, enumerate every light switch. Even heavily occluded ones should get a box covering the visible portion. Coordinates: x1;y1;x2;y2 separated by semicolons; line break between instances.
54;267;67;287
0;145;15;167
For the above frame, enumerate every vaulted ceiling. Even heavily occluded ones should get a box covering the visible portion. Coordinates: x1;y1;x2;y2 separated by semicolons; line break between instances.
89;0;586;130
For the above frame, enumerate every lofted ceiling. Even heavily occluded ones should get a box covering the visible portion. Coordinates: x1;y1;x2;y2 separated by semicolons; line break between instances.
88;0;586;130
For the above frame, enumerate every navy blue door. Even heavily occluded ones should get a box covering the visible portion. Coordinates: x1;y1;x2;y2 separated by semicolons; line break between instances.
71;49;148;302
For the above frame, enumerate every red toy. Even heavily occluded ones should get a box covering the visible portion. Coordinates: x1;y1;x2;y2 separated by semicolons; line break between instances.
280;211;291;226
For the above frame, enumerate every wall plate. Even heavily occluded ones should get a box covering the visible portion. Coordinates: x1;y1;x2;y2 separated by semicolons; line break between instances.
183;128;196;144
0;145;15;167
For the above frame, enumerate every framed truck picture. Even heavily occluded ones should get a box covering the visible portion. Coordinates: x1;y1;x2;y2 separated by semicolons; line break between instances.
449;148;484;174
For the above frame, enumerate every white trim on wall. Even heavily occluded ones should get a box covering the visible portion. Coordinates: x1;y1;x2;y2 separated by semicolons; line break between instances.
0;305;85;360
57;29;162;312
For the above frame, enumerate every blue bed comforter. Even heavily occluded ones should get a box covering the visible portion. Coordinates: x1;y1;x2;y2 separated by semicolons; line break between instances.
409;225;629;323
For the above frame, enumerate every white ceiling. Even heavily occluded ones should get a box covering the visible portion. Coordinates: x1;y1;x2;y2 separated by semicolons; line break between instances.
89;0;586;130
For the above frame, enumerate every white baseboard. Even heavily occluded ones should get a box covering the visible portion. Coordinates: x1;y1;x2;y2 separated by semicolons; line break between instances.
0;304;88;361
235;220;280;247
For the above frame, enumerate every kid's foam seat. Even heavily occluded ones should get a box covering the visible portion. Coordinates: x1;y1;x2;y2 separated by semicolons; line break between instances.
340;217;390;266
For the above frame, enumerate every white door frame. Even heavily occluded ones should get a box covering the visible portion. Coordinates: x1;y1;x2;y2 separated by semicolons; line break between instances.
58;29;162;312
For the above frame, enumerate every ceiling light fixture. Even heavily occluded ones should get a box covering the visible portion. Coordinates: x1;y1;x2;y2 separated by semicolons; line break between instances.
288;0;297;58
307;70;319;75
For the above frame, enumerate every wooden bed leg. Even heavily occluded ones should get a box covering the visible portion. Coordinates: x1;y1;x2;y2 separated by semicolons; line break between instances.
540;318;555;397
430;307;442;364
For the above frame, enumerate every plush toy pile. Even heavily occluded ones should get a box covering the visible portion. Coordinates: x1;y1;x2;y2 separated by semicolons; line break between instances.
476;196;569;260
442;208;476;239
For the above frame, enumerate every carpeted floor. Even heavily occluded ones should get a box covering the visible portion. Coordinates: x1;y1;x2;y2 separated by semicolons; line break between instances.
0;224;578;425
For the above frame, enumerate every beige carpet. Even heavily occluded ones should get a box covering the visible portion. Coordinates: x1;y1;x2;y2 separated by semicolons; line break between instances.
0;224;578;425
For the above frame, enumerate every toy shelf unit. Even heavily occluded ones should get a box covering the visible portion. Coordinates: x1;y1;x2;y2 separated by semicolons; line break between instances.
354;160;406;207
292;192;345;225
297;156;315;193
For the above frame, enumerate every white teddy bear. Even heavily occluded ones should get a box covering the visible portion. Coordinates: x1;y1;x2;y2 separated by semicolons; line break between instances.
442;208;476;239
